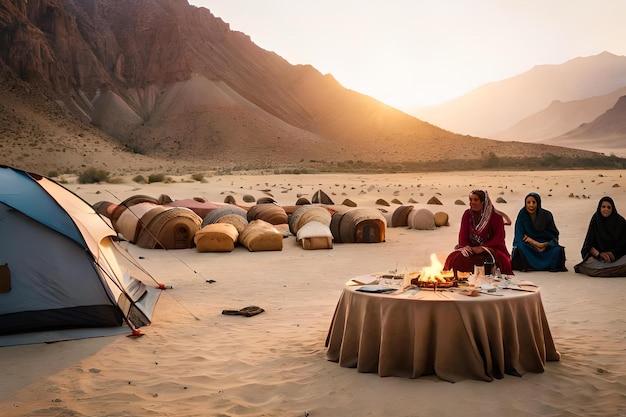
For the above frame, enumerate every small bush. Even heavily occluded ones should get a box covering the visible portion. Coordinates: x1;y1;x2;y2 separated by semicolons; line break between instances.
191;172;205;182
133;175;147;184
78;167;110;184
148;173;166;183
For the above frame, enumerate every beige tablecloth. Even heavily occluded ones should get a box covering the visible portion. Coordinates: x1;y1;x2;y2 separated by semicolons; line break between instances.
325;284;560;382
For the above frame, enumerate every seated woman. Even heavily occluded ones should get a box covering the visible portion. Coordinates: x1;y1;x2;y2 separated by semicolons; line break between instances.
443;190;513;278
574;196;626;277
511;192;567;272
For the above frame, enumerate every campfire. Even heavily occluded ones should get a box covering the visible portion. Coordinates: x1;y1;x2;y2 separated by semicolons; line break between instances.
411;254;457;289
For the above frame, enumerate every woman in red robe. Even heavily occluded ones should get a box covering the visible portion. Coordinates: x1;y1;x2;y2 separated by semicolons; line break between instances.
444;189;513;277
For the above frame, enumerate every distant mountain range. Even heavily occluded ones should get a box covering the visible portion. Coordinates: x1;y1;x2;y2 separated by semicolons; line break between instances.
0;0;621;174
413;52;626;156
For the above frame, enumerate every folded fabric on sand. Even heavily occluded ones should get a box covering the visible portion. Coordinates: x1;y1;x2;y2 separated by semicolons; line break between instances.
574;255;626;277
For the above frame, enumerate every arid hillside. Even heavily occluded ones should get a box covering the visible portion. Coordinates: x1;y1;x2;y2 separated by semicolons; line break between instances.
0;0;621;176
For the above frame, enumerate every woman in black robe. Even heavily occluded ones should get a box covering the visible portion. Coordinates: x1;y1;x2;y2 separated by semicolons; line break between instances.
574;196;626;277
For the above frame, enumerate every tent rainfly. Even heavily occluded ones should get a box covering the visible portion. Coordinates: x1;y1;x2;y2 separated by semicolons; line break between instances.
0;165;162;344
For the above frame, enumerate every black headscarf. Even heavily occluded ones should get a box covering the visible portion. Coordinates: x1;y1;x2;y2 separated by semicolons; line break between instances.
525;192;557;234
581;196;626;259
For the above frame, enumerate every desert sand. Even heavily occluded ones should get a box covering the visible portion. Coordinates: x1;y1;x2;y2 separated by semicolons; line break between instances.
1;169;625;417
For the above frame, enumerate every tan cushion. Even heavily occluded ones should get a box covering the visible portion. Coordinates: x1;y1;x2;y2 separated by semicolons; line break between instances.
194;223;239;252
290;206;332;235
216;213;249;234
434;211;449;227
114;202;158;243
239;220;283;252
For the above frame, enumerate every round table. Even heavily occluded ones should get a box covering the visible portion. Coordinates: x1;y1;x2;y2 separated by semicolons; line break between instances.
325;281;560;382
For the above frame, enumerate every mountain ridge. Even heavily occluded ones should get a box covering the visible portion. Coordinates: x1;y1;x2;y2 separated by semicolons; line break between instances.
413;52;626;141
493;86;626;144
0;0;620;175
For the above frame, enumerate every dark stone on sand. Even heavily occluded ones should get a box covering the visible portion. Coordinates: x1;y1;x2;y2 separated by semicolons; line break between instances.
427;196;442;205
376;198;390;206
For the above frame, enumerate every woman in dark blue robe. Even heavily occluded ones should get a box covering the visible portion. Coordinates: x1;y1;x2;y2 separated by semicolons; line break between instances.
511;192;567;272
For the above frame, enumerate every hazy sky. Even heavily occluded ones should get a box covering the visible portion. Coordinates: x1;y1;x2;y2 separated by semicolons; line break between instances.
189;0;626;110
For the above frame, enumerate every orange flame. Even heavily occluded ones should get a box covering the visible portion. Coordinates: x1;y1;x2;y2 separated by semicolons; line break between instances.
418;254;448;283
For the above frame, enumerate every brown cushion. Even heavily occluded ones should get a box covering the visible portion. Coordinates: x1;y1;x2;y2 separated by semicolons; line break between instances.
391;205;414;227
246;204;288;225
136;207;202;249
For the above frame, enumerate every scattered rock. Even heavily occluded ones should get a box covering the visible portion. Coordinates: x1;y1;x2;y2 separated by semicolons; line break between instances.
341;199;357;207
391;198;403;205
427;196;442;205
376;198;390;206
496;197;507;204
242;194;256;203
455;199;465;205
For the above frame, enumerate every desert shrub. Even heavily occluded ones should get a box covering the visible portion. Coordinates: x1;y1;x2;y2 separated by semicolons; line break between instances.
191;172;205;182
148;173;165;183
78;167;110;184
133;175;147;184
47;170;59;178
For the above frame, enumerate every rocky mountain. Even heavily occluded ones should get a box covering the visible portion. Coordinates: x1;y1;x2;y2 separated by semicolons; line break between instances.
492;86;626;143
413;52;626;140
545;95;626;154
0;0;615;174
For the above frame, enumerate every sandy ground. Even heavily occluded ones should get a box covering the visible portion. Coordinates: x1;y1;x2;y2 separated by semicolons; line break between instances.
1;170;625;417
